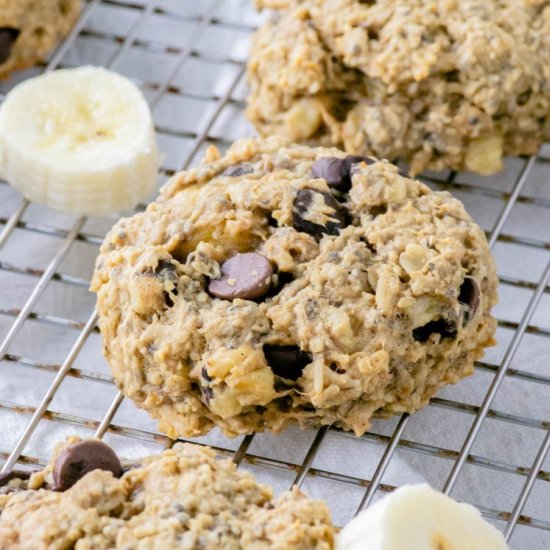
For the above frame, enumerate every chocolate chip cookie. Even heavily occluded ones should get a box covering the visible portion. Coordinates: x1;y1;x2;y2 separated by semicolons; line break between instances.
91;137;497;438
0;0;81;79
0;438;334;549
248;0;550;175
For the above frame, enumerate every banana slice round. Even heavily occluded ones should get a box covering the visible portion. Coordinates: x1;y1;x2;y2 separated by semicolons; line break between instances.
337;484;509;550
0;66;158;216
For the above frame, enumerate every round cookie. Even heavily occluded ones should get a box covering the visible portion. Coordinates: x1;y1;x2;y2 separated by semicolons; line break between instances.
247;0;550;175
0;0;81;79
91;137;498;438
0;439;334;549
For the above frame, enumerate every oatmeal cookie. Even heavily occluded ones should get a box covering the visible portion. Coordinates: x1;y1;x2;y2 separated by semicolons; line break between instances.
248;0;550;175
0;438;334;549
91;137;497;438
0;0;81;79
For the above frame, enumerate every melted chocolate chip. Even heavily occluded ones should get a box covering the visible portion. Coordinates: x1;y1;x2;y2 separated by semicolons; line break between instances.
263;344;311;380
458;277;480;324
344;155;375;177
208;253;274;301
222;164;254;177
412;318;457;343
53;440;122;492
292;188;348;238
0;28;20;65
312;155;374;192
311;157;348;189
0;470;30;487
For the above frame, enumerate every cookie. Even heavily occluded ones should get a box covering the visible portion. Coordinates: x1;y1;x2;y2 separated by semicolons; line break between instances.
247;0;550;175
91;137;498;439
0;0;81;79
0;438;334;549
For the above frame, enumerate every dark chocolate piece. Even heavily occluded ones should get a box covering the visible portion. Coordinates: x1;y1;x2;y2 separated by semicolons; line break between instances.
208;253;274;301
53;440;122;491
263;344;311;380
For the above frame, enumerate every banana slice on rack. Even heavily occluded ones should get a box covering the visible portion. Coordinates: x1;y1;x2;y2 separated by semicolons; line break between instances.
0;66;158;216
337;484;509;550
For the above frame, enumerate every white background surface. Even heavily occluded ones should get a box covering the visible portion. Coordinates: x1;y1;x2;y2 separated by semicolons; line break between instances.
0;2;549;548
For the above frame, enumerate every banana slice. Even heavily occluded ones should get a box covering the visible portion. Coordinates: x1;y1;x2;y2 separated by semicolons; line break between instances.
0;66;158;216
337;484;509;550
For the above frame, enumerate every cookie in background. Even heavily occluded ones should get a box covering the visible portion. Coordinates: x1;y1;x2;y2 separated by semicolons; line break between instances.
248;0;550;175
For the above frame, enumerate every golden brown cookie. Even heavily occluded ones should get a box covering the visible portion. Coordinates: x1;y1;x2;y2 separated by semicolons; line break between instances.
0;440;334;550
248;0;550;175
92;137;497;439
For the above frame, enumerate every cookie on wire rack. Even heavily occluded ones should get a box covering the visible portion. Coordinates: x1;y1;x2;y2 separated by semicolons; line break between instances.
247;0;550;175
0;438;334;549
0;0;81;79
92;137;498;439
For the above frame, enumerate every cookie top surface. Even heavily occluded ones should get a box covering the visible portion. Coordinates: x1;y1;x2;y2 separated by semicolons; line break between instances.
247;0;550;174
92;137;497;438
0;440;334;549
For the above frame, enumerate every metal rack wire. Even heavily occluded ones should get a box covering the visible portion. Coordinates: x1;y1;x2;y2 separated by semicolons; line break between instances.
0;1;549;548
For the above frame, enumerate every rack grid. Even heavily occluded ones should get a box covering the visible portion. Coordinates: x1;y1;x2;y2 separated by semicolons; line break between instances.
0;2;549;548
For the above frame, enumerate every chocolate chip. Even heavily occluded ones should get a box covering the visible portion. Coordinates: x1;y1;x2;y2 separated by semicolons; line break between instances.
53;440;122;491
412;318;457;343
459;277;480;324
312;155;374;192
292;188;348;238
344;155;375;176
267;214;279;228
263;344;311;380
329;363;346;374
222;164;254;177
0;28;20;65
0;470;30;487
369;204;387;217
208;252;273;301
311;157;348;189
164;292;175;307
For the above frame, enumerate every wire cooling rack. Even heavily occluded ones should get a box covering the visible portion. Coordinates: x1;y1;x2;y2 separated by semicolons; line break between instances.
0;1;549;548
